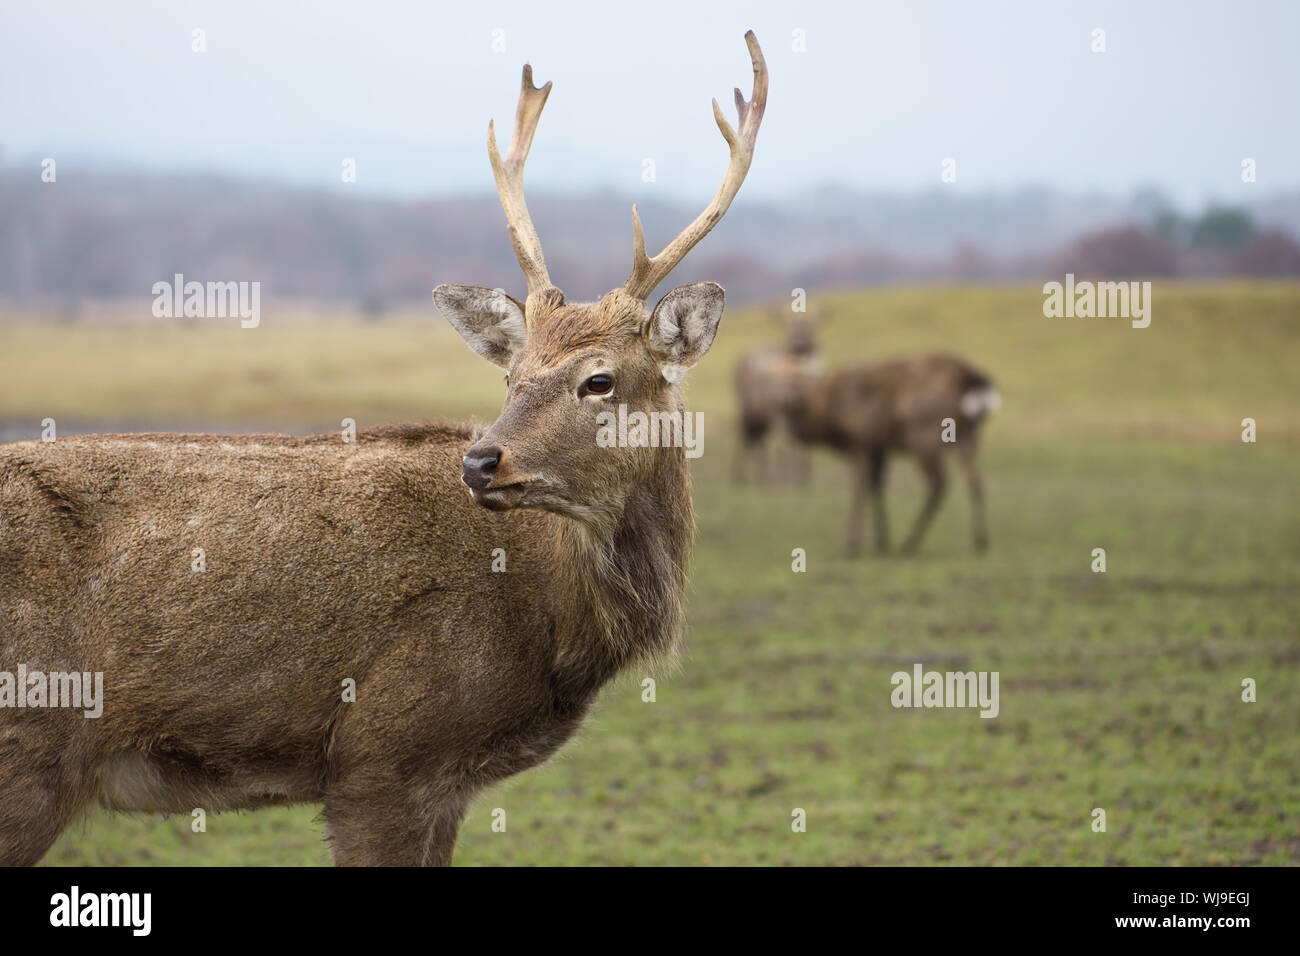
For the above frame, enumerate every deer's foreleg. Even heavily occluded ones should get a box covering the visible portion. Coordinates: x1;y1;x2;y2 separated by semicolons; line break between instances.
900;448;946;555
0;713;91;865
957;439;988;552
323;777;468;867
847;449;888;557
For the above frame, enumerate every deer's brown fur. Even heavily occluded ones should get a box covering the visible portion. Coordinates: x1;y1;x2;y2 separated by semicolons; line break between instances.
0;32;768;865
0;423;685;864
733;310;822;484
789;353;999;556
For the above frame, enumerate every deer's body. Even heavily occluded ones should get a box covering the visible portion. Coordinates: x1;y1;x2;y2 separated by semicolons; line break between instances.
790;353;999;555
0;32;767;865
733;334;821;485
0;424;685;864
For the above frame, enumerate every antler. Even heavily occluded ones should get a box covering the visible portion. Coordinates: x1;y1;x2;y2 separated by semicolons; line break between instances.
488;64;556;300
623;31;768;301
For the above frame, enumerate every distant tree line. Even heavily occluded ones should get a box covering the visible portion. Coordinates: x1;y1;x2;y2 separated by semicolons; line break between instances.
2;169;1297;318
1056;206;1300;279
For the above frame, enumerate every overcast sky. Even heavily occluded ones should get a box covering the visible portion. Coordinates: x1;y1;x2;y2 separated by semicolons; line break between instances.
3;0;1297;207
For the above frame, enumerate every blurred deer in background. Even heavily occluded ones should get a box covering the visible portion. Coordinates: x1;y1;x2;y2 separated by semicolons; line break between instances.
733;307;826;485
788;353;999;556
0;33;767;867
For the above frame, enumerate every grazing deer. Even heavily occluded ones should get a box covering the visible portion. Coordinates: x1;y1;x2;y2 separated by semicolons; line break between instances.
0;32;767;866
733;308;824;485
788;354;999;556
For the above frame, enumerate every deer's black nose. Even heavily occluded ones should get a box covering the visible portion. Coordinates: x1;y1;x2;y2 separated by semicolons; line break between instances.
461;446;502;490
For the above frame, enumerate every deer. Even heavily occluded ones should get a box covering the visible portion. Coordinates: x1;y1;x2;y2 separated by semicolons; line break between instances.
732;307;825;485
787;353;999;557
0;32;768;867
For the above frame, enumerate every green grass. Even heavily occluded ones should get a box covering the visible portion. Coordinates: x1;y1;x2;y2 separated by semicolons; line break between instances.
4;281;1297;865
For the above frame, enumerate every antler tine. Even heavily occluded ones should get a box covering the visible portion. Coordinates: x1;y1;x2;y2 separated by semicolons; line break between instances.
624;31;768;301
488;63;557;302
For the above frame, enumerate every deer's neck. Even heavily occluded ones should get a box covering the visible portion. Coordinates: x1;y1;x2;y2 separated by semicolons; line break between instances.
547;448;692;706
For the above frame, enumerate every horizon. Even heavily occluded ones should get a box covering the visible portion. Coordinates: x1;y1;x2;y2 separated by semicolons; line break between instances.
7;157;1295;216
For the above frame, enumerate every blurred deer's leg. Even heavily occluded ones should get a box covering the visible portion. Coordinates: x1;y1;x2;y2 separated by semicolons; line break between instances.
777;436;793;484
869;449;889;554
732;431;747;484
754;435;771;485
734;418;767;485
790;423;813;487
845;466;866;558
958;439;989;552
900;447;946;555
846;450;878;557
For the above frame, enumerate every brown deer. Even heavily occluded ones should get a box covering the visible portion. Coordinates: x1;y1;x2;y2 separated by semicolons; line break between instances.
733;308;824;485
788;353;999;556
0;32;767;866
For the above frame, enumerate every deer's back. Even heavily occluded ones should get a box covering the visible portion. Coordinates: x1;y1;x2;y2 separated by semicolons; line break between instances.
826;353;991;448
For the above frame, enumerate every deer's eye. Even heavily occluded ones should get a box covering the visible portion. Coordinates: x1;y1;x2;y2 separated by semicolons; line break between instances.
579;374;614;398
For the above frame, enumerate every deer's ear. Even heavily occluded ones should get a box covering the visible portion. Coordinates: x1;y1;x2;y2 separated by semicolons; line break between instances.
434;284;528;368
644;282;725;384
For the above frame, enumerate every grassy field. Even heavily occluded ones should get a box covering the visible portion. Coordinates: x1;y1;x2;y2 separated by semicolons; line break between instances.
3;282;1297;865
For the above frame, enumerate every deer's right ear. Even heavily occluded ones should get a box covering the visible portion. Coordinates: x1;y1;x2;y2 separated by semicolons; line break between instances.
434;284;528;368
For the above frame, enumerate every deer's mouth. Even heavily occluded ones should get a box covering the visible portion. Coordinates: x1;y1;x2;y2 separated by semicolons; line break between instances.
471;476;591;520
471;482;528;511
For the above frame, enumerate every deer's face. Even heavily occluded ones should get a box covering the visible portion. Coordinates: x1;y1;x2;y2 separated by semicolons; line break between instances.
432;31;763;526
435;283;724;524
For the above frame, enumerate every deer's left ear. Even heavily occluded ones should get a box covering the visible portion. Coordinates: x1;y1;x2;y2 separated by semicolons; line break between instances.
644;282;725;384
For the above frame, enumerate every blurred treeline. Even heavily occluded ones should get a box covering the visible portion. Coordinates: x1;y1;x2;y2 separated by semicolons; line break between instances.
2;167;1298;315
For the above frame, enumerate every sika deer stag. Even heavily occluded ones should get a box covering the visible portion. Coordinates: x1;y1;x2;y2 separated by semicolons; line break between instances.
789;353;999;556
0;32;767;866
733;307;824;485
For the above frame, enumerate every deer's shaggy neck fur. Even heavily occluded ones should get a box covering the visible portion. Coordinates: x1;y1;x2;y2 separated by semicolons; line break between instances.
547;424;692;707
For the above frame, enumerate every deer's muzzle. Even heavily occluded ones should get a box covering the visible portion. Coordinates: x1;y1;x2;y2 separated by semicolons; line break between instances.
461;445;501;491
